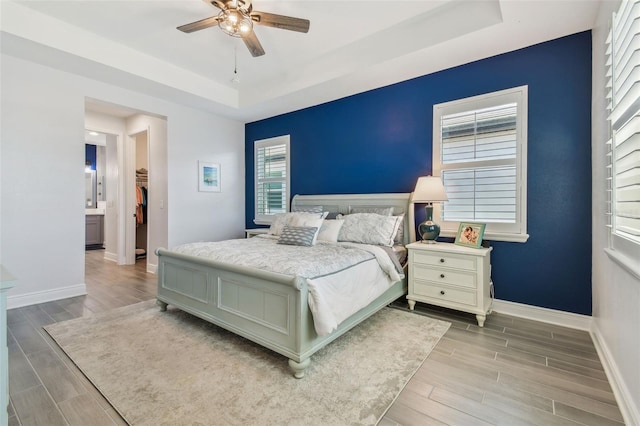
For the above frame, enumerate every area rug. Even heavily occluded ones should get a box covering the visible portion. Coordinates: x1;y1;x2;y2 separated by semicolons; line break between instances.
44;300;450;426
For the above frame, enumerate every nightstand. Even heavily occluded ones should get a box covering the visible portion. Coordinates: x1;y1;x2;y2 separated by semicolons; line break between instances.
245;228;269;238
406;241;493;327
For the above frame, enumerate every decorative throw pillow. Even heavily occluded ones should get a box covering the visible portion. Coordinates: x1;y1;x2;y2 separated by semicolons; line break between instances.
292;205;323;214
338;213;402;247
277;226;319;247
317;219;345;243
268;212;326;236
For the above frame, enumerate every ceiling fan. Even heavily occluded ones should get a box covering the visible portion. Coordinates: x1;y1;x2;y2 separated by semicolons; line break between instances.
178;0;310;57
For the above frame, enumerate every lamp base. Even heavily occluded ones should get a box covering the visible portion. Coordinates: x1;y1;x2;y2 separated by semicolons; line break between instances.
418;204;440;243
420;239;438;244
418;220;441;243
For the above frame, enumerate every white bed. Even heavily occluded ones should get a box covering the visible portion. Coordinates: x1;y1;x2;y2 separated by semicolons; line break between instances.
155;193;415;378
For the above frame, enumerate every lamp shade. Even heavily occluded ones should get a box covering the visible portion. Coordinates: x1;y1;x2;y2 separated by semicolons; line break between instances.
412;176;448;203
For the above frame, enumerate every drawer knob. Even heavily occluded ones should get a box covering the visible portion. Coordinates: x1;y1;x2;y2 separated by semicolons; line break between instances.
440;274;445;278
440;258;445;263
440;290;445;295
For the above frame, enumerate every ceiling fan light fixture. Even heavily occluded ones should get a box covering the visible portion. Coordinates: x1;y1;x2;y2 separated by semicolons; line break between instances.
218;9;253;38
178;0;309;58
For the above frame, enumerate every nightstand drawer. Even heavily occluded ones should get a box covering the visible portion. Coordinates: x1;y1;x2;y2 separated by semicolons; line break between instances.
412;264;476;289
413;280;477;307
412;250;476;271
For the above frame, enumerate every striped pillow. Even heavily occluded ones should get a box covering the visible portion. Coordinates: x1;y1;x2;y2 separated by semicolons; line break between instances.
277;226;319;247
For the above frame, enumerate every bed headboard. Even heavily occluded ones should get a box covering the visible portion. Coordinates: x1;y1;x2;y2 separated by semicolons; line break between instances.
291;193;416;245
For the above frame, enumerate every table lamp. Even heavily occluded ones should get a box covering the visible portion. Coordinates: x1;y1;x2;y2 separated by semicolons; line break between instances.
413;176;448;243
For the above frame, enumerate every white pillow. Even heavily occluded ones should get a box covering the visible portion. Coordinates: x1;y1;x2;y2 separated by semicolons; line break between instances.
337;213;402;247
317;219;345;243
268;212;326;236
289;215;324;244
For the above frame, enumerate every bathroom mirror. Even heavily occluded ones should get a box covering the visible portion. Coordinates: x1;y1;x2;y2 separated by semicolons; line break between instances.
85;170;96;208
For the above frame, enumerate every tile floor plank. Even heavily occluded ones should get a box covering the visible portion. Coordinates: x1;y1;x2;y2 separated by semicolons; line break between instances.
498;372;623;421
482;388;584;426
396;387;493;426
58;394;117;426
554;401;625;426
105;407;129;426
429;387;537;426
11;385;68;426
385;401;448;426
26;348;86;404
9;321;52;355
7;343;41;395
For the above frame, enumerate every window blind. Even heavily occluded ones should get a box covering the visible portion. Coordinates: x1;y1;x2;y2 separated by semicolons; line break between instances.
442;166;517;223
607;0;640;243
441;104;517;164
255;140;288;217
440;103;518;224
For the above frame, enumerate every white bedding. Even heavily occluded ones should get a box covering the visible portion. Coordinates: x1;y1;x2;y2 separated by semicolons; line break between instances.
171;235;404;336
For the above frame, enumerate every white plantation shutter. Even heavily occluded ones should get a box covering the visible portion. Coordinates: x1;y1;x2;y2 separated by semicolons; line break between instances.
255;135;290;224
433;86;528;242
607;0;640;250
442;166;517;223
441;103;518;163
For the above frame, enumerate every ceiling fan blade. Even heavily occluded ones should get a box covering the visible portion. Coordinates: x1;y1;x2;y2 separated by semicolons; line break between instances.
242;30;265;57
177;16;221;33
251;11;310;33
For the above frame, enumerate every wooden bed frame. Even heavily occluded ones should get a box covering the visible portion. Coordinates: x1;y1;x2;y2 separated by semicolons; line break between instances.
155;193;416;378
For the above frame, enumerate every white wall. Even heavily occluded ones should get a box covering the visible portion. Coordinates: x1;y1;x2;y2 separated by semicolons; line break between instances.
591;2;640;424
167;109;247;246
1;53;245;308
1;56;86;305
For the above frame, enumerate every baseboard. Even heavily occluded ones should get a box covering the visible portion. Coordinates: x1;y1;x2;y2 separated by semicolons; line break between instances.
147;263;157;274
591;322;640;426
491;299;592;331
7;283;87;310
103;251;118;263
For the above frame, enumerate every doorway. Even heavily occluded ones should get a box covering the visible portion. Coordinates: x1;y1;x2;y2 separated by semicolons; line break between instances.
129;130;150;269
84;129;118;260
85;98;168;275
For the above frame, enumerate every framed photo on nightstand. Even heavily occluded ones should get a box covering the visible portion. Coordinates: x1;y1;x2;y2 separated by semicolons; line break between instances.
454;222;486;248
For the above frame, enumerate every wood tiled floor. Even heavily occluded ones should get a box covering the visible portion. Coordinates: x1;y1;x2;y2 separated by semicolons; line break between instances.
6;251;624;425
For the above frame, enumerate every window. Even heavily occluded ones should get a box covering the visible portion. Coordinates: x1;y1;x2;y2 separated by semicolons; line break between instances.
433;86;529;242
605;0;640;271
254;135;290;225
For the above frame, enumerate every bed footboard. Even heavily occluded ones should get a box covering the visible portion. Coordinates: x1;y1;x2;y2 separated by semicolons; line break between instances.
156;248;318;375
156;246;407;379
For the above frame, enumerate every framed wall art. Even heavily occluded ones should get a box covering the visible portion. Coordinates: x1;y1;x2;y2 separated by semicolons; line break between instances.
198;161;220;192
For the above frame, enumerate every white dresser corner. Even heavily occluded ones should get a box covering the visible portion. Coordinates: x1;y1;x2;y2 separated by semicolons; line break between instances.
0;266;17;425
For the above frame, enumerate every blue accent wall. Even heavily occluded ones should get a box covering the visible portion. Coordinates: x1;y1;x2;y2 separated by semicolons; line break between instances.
245;31;592;315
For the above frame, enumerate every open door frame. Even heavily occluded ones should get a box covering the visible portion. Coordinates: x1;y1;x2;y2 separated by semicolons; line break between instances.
124;127;151;265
